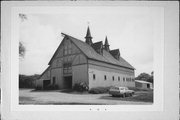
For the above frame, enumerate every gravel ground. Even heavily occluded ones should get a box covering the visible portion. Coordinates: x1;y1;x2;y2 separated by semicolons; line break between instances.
19;89;153;105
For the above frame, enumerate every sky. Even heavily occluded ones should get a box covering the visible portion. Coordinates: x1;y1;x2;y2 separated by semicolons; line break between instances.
19;6;163;77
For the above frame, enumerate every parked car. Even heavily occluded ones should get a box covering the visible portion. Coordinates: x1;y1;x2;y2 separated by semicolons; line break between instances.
109;86;135;97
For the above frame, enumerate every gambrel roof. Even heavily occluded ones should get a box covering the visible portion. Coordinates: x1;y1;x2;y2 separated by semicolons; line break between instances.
59;33;135;70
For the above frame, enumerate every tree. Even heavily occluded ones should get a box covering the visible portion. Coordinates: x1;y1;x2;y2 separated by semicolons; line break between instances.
147;71;154;83
19;42;26;58
135;73;151;81
19;74;40;88
19;14;27;58
19;13;27;22
135;72;154;83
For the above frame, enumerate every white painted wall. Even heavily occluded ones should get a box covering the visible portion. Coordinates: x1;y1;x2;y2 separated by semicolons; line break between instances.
135;81;153;89
72;64;88;87
88;64;135;89
51;68;63;89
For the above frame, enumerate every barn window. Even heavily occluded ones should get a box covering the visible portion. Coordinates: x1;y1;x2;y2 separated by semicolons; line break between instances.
93;74;96;80
53;77;56;85
118;76;120;81
104;75;107;80
63;63;72;74
123;77;125;82
112;76;114;81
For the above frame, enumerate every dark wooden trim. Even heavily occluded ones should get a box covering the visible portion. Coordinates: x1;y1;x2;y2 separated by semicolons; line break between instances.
63;34;89;60
50;63;87;70
39;66;50;79
51;67;63;70
72;63;87;67
48;36;67;65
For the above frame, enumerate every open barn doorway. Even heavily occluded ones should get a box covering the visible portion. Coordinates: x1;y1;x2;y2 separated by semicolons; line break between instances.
63;76;72;89
43;80;50;89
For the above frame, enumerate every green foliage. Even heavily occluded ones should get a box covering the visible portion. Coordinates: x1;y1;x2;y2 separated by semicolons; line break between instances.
19;74;40;88
89;87;110;94
19;13;27;22
44;84;59;90
135;73;150;81
19;42;26;58
73;82;89;92
135;72;154;84
35;86;42;90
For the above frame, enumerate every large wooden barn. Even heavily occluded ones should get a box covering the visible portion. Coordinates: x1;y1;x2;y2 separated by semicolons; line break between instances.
36;27;135;89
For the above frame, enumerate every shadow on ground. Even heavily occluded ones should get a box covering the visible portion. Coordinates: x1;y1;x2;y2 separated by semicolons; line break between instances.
30;89;89;95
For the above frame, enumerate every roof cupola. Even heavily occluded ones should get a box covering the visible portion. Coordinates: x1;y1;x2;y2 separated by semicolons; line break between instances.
104;36;110;51
85;26;93;45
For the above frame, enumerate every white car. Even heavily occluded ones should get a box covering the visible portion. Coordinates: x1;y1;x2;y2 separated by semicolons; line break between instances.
109;86;135;97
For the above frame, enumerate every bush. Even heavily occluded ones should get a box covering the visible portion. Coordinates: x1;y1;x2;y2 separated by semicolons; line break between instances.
89;87;110;94
73;82;89;92
19;74;40;88
44;84;59;90
35;86;42;90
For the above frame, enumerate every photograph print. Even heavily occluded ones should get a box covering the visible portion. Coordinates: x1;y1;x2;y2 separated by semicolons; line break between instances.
18;6;159;105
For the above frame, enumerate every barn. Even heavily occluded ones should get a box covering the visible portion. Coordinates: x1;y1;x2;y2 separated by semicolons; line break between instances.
36;27;135;90
135;80;153;89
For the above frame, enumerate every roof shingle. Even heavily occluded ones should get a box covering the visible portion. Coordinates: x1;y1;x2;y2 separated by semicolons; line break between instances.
62;33;135;70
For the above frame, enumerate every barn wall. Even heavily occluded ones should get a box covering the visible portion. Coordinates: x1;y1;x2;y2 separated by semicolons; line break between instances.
88;63;135;89
40;37;88;89
50;68;63;89
135;82;142;88
41;68;50;80
72;64;88;87
72;54;87;65
36;67;51;87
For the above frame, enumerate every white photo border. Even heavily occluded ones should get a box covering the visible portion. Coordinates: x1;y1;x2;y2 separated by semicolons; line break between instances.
1;1;179;120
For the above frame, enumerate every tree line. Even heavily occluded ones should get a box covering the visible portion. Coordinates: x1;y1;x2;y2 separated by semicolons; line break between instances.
135;71;154;84
19;74;40;88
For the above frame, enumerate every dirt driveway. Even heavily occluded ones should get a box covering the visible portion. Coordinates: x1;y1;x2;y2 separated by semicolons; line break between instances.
19;89;153;105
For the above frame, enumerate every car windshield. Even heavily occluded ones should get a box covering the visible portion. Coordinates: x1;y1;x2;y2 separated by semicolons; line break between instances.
120;88;124;90
111;87;119;90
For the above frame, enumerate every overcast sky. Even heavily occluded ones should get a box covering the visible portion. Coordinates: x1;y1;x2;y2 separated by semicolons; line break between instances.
19;6;163;77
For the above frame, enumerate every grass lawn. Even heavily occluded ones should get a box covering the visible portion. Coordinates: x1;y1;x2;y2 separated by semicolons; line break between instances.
19;88;153;105
99;90;153;103
121;90;153;102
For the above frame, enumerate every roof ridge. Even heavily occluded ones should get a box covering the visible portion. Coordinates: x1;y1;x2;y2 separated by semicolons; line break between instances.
110;49;119;51
93;41;103;44
61;32;134;70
